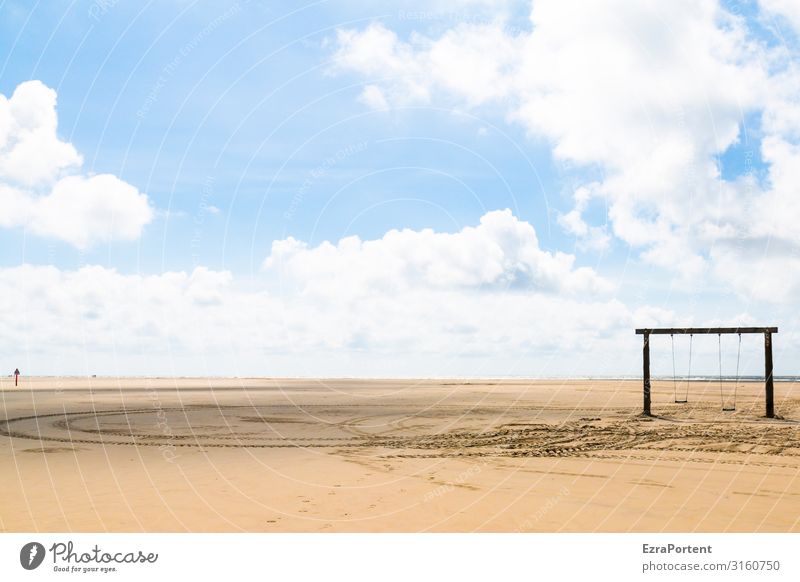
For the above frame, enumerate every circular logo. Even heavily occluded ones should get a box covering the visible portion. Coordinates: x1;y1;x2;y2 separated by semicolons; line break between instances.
20;542;46;570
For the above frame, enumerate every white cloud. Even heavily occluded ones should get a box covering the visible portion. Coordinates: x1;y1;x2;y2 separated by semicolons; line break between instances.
0;212;657;376
753;136;800;244
12;256;789;377
760;0;800;32
557;186;611;252
334;25;433;106
333;22;521;108
331;0;800;299
358;84;389;110
7;209;792;376
264;209;612;295
0;81;153;248
0;81;81;186
708;134;800;302
1;174;152;248
711;243;800;304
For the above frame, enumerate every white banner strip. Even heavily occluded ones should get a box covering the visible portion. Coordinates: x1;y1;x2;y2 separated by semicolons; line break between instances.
1;533;797;581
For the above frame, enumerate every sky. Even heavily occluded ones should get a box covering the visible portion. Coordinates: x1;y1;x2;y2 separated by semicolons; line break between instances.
0;0;799;378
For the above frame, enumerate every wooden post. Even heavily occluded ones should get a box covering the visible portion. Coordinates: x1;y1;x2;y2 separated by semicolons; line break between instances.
643;332;651;416
765;331;774;418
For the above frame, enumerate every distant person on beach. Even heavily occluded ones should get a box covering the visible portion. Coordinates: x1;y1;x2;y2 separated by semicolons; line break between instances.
14;368;20;387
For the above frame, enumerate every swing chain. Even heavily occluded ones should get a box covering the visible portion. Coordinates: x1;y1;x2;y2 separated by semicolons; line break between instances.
684;334;692;403
672;333;690;404
719;332;739;412
731;332;742;411
671;334;677;401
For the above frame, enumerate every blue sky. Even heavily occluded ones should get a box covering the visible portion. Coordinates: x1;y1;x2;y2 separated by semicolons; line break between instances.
0;1;559;273
1;0;799;377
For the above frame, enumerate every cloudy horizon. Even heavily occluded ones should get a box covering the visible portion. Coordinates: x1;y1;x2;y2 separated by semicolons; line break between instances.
1;0;799;377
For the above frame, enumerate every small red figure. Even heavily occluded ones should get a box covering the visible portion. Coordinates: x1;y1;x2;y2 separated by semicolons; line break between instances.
14;368;20;387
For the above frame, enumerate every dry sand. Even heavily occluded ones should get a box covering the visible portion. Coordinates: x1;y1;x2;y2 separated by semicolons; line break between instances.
1;376;798;532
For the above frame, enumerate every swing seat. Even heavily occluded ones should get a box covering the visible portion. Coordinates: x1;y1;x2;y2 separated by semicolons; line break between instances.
671;333;691;405
719;333;741;413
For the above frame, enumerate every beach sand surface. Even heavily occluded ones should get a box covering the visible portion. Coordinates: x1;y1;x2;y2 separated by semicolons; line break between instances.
1;377;798;532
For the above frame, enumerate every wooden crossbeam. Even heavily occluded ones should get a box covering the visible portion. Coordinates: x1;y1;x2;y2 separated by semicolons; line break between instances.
636;327;778;335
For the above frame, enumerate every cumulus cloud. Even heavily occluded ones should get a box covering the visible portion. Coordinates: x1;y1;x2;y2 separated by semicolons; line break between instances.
0;212;660;376
333;22;521;108
0;82;80;185
0;81;152;248
10;255;787;377
0;264;241;364
264;209;612;295
331;0;800;298
8;209;787;376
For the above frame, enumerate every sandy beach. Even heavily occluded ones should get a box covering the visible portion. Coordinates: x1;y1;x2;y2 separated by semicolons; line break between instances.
1;376;798;532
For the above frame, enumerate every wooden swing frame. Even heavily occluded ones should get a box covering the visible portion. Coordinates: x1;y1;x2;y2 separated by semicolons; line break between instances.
635;327;778;418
